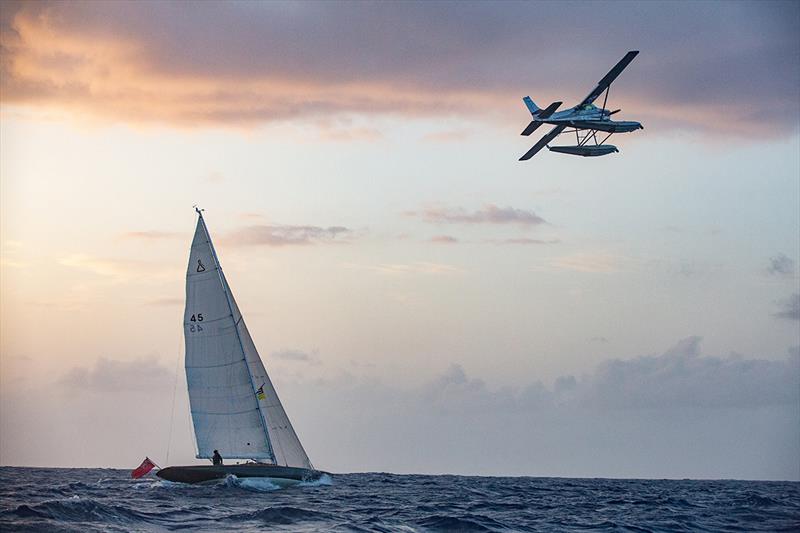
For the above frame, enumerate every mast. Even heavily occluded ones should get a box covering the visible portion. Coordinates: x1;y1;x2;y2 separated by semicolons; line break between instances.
194;208;277;463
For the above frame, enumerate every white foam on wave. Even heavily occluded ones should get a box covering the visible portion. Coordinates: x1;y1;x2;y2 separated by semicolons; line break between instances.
132;478;182;490
151;479;183;488
223;473;332;491
225;474;284;492
129;473;331;492
299;473;334;487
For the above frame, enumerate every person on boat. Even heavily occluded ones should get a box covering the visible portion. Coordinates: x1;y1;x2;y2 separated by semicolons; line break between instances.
212;450;223;466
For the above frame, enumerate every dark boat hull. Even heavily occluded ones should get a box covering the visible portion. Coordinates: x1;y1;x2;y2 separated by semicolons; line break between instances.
156;464;325;485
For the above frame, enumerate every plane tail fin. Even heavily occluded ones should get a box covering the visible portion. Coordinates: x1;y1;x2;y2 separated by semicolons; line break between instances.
523;96;540;116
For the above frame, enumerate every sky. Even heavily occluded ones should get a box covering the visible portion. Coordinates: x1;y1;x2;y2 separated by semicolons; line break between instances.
1;0;798;480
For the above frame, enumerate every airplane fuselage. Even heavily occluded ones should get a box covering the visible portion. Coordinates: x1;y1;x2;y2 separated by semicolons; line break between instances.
536;104;643;133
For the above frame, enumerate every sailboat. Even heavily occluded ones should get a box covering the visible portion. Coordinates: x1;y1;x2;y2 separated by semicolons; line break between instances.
157;209;325;485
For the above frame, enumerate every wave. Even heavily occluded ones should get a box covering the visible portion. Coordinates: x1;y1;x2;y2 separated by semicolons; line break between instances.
299;473;334;487
223;473;333;492
416;514;508;532
226;475;282;492
225;506;333;525
123;472;333;493
2;497;145;524
2;468;797;532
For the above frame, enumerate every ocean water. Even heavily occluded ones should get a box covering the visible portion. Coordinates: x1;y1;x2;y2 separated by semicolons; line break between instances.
0;467;798;532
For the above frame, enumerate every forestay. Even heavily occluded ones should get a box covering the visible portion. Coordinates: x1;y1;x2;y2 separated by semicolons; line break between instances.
184;213;313;469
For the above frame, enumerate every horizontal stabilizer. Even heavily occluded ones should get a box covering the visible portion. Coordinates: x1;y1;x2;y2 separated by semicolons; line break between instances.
521;121;541;136
537;101;562;119
519;125;566;161
520;102;561;136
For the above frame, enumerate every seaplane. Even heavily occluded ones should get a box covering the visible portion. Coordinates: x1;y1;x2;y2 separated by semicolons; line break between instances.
519;50;643;160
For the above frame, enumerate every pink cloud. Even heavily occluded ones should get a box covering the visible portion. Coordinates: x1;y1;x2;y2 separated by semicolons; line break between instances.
1;2;796;136
430;235;459;244
408;204;546;227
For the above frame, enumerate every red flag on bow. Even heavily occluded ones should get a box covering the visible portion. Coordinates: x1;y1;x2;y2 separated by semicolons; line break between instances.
131;457;157;479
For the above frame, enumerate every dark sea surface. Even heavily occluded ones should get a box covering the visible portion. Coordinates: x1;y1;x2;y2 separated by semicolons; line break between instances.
1;467;798;532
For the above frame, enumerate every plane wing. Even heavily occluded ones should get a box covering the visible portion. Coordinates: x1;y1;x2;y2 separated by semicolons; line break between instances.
519;125;567;160
521;101;562;136
578;50;639;108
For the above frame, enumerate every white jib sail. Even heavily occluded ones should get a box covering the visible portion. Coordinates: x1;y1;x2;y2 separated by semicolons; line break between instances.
184;213;313;469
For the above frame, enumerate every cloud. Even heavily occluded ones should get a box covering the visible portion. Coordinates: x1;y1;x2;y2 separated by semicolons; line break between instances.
0;240;25;268
238;212;265;221
408;204;546;227
660;225;684;233
290;338;799;478
419;363;517;414
4;338;798;478
436;337;799;411
59;254;142;280
271;349;319;365
204;171;225;183
120;231;182;241
400;338;799;414
488;238;559;245
581;337;799;409
767;253;796;277
3;355;192;469
146;297;183;306
223;224;353;247
58;356;173;393
422;129;472;143
4;2;795;134
343;261;461;275
0;257;27;268
773;292;800;321
58;253;178;282
429;235;559;245
376;262;461;275
315;118;383;142
548;252;627;273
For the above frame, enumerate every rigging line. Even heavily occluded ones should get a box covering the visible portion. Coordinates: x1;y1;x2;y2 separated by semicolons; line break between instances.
254;374;289;466
262;370;313;468
285;413;314;469
272;406;289;466
188;388;199;460
165;316;183;466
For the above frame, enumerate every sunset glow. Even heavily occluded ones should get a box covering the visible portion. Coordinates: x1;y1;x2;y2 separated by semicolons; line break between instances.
1;1;798;480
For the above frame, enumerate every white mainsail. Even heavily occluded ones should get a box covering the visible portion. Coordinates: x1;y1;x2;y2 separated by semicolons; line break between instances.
184;212;313;469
